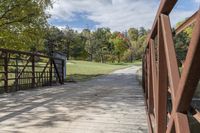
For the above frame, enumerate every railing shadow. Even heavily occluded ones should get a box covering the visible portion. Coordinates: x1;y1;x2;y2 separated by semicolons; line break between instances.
0;68;147;132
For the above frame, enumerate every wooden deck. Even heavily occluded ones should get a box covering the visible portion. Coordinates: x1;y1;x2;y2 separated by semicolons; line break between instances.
0;66;148;133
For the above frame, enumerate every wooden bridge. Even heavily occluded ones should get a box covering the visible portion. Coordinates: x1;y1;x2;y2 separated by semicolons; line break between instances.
0;66;148;132
143;0;200;133
0;32;148;133
0;0;200;133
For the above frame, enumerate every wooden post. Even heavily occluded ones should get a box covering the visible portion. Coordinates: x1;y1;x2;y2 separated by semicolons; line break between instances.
62;60;64;83
52;59;62;84
49;58;53;86
156;17;168;133
47;72;48;85
15;56;19;91
4;52;8;93
148;46;154;114
31;55;35;88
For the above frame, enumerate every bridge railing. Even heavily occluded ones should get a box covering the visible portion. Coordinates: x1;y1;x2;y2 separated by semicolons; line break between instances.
143;0;200;132
0;48;65;93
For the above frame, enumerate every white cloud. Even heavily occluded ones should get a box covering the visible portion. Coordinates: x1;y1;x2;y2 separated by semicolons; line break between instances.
56;26;66;30
47;0;197;31
47;0;158;31
195;0;200;3
55;26;83;33
170;10;195;27
71;27;84;33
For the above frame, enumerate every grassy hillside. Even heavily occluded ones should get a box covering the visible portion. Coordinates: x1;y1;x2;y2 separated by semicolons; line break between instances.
66;60;138;81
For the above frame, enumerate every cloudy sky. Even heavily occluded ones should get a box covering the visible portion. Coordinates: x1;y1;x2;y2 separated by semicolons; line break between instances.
47;0;200;32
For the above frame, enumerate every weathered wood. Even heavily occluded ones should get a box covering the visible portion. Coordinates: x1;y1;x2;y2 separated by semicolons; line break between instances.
52;59;63;84
0;48;65;92
143;1;200;132
156;16;168;133
0;67;148;132
175;10;200;113
37;60;50;83
4;52;8;92
49;58;53;86
161;14;180;99
175;11;198;35
147;0;177;42
174;113;190;133
31;55;35;88
148;48;154;114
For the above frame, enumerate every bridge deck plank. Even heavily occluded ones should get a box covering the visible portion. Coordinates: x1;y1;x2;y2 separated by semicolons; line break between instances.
0;66;148;133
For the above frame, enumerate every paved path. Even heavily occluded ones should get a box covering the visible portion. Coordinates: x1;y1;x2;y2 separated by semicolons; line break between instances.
0;66;148;133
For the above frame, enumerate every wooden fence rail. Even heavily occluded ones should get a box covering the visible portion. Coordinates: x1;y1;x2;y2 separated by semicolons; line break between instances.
143;0;200;132
0;48;65;93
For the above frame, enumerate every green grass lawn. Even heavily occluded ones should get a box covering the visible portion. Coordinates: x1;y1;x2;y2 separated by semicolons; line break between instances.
66;60;140;82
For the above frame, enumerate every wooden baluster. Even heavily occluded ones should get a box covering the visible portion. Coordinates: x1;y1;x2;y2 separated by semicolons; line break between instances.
31;55;35;88
49;58;52;86
4;52;8;93
156;17;168;133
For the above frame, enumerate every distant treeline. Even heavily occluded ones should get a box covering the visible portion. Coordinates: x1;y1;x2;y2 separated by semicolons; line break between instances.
44;27;148;63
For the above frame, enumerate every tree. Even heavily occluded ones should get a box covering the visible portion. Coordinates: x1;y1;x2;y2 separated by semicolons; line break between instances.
139;27;146;37
44;26;65;54
84;28;112;62
70;31;87;60
126;27;147;62
128;28;139;41
92;28;111;62
174;21;193;64
110;33;129;63
174;32;190;63
81;29;95;61
62;27;76;59
0;0;52;51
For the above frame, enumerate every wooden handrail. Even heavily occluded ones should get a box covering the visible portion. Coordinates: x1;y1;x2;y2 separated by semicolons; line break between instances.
175;11;198;35
143;0;200;132
146;0;177;45
0;48;63;61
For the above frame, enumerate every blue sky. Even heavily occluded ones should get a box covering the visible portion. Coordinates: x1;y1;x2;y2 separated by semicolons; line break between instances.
47;0;199;32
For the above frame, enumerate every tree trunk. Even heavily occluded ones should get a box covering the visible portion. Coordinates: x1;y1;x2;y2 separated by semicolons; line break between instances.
66;41;70;60
90;54;93;61
118;54;121;63
100;54;103;63
130;53;133;63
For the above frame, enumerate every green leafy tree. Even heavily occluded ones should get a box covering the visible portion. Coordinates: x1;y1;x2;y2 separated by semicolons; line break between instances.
44;26;65;54
62;27;77;59
110;33;129;63
128;28;139;41
127;27;147;62
82;29;95;61
0;0;52;51
70;31;87;60
175;21;193;64
92;28;111;62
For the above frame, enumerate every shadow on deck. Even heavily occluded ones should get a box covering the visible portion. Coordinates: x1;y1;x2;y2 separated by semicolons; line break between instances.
0;67;147;133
